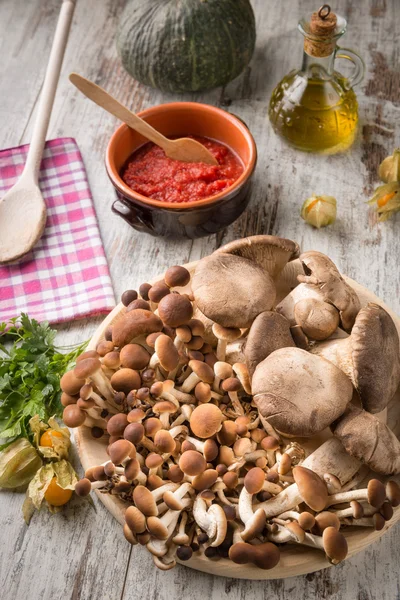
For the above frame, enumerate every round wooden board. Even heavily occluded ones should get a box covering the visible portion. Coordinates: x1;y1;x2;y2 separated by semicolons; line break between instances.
75;259;400;580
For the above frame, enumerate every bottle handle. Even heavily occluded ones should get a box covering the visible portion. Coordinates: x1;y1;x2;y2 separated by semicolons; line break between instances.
335;47;365;88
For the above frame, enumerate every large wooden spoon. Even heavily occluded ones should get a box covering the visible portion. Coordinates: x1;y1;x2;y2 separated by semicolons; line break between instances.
0;0;76;265
69;73;218;167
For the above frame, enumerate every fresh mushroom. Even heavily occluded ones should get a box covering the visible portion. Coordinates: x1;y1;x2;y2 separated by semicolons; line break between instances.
332;405;400;474
268;524;348;565
112;309;163;347
192;497;227;547
244;311;295;377
297;251;361;331
214;234;300;280
192;252;276;329
311;304;400;413
252;348;353;437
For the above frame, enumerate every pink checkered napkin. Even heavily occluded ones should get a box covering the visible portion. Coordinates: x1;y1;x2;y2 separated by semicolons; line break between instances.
0;138;115;324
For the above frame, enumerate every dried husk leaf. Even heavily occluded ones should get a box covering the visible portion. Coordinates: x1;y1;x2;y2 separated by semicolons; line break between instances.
379;149;400;183
301;195;337;228
367;182;400;222
52;459;79;490
26;463;55;511
0;438;42;489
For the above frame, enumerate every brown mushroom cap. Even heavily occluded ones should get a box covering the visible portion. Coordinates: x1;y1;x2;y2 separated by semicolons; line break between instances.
75;478;92;497
76;350;99;363
110;368;141;394
112;309;163;347
245;311;295;377
292;466;328;511
332;405;400;475
386;481;400;507
298;512;316;531
192;469;219;491
107;413;129;436
120;344;151;370
154;334;179;371
154;429;176;453
179;450;206;476
132;485;157;516
157;294;193;327
215;235;300;279
60;370;86;396
192;253;276;329
147;516;169;540
229;541;280;570
322;527;348;564
190;404;223;439
148;282;170;304
294;298;340;341
314;511;340;533
109;439;136;465
164;265;191;288
125;506;146;534
297;251;361;331
62;404;86;427
188;360;214;384
253;348;353;437
348;303;400;413
244;467;266;494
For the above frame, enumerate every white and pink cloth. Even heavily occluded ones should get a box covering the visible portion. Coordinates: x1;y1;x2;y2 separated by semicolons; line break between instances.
0;138;115;323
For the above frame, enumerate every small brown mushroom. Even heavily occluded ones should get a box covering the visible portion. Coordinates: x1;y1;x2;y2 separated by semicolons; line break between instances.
120;344;151;370
229;541;280;570
110;368;141;395
179;450;207;476
190;404;223;439
157;293;193;327
112;309;163;347
164;265;191;289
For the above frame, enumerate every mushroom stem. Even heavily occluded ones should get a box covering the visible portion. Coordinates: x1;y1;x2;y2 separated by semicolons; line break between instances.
268;524;348;565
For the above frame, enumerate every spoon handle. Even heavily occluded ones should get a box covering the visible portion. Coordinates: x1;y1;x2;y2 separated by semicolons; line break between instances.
69;74;172;152
23;0;76;183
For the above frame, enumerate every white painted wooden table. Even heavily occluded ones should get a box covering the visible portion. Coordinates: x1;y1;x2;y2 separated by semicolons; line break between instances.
1;1;399;598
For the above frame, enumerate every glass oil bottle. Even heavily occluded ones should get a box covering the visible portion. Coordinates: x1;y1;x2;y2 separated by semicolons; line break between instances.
269;5;365;154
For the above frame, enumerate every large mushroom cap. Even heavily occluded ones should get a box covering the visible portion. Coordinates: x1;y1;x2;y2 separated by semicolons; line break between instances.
252;348;353;437
332;405;400;475
297;251;361;331
350;303;400;413
192;253;276;329
312;303;400;413
112;309;163;347
214;235;300;280
244;311;295;377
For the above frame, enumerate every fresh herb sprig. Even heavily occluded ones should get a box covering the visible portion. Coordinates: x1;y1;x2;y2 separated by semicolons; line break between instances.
0;314;87;448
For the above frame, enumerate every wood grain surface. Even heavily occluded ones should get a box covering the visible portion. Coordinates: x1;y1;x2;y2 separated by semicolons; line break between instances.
0;0;399;598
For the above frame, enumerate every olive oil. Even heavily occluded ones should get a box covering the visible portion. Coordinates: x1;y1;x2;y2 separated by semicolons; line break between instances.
268;5;364;154
269;72;359;154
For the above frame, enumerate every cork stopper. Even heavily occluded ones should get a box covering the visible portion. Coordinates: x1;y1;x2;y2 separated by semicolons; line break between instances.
304;5;338;57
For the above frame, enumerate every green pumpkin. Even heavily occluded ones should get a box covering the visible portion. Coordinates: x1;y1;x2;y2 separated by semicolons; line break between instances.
117;0;256;93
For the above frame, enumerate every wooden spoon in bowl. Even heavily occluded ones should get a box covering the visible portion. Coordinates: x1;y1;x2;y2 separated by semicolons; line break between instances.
69;73;218;167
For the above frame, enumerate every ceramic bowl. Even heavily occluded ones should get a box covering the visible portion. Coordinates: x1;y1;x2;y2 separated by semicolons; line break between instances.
105;102;257;238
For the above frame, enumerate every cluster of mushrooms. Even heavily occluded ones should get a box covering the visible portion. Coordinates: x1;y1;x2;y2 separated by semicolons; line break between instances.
60;236;400;571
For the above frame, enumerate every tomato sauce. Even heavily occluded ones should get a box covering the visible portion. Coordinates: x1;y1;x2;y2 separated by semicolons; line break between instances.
121;136;244;204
